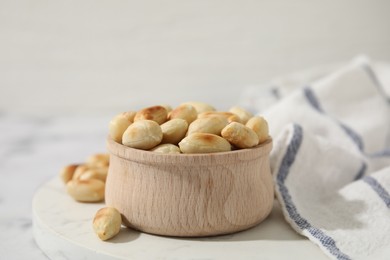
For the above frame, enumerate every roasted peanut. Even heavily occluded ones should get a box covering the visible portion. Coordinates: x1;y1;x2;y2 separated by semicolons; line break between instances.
151;144;181;154
134;105;168;125
168;104;197;124
179;133;231;153
72;165;90;180
78;167;108;183
60;164;79;184
122;120;163;150
181;101;216;114
198;111;242;123
221;122;259;148
187;116;228;136
227;114;242;123
66;179;105;202
160;118;188;144
86;153;110;167
109;111;136;143
229;106;253;124
93;207;122;241
72;164;108;180
160;104;173;113
246;116;269;144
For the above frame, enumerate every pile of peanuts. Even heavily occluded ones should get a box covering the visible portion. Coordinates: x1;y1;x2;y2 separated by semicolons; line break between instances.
109;101;269;153
60;153;109;202
60;153;123;240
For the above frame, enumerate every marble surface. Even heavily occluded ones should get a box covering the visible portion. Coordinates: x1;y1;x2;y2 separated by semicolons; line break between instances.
0;114;110;259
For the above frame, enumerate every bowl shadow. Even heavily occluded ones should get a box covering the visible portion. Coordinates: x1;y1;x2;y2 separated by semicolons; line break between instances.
107;227;141;244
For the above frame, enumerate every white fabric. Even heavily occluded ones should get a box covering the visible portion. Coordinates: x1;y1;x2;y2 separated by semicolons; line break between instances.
240;57;390;260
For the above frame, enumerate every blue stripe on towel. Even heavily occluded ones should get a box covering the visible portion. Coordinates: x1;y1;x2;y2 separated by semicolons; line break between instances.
277;124;351;260
363;176;390;208
338;124;364;151
354;162;367;180
303;87;365;152
303;87;324;112
369;149;390;157
360;63;390;105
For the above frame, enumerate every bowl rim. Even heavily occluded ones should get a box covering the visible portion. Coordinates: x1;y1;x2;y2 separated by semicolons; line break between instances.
107;137;272;165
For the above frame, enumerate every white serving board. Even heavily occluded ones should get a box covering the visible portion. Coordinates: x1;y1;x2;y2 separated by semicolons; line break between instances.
32;178;328;260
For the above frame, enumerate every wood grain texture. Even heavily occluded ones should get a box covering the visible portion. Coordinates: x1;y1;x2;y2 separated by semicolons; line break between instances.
105;137;274;237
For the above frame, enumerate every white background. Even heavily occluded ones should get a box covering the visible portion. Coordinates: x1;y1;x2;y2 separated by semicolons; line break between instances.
1;0;390;116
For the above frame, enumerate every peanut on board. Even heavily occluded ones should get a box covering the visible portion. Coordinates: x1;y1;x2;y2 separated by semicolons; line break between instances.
221;122;259;149
134;105;168;125
122;120;163;150
93;207;122;241
109;111;136;143
179;133;232;153
86;153;110;168
72;165;90;180
60;164;79;184
229;106;253;124
246;116;269;144
78;167;108;183
168;104;198;124
181;101;216;114
66;179;105;202
160;118;188;144
150;143;181;154
72;164;108;180
186;116;228;136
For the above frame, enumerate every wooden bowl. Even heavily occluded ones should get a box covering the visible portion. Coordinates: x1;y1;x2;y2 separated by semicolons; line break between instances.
105;137;274;237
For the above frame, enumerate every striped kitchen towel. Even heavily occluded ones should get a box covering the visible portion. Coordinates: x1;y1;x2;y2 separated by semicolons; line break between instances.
241;57;390;260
